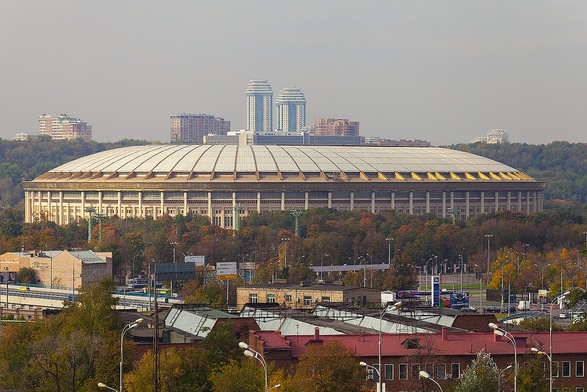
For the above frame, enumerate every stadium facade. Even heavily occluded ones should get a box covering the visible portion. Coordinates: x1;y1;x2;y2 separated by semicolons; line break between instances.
23;145;545;227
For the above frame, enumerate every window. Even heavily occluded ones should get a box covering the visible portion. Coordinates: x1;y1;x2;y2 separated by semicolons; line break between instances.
562;361;571;377
399;364;408;380
249;293;258;303
267;294;275;303
411;363;420;379
285;295;292;301
451;363;461;379
576;388;585;392
384;364;394;380
425;363;434;378
553;361;559;378
321;296;330;302
436;363;446;380
303;296;312;306
577;361;585;377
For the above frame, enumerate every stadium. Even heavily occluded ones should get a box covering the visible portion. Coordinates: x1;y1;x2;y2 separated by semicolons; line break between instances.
23;144;545;227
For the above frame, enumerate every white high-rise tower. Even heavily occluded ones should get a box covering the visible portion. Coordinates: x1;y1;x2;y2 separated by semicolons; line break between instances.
276;88;306;133
245;80;273;133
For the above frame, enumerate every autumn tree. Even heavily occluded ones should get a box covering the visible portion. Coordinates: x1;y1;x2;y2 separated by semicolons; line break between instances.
517;355;548;392
286;341;365;392
210;358;265;392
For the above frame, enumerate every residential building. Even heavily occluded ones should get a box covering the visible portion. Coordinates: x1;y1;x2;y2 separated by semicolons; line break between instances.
471;129;509;144
276;87;306;133
38;113;92;141
314;118;360;137
246;80;273;133
170;114;230;143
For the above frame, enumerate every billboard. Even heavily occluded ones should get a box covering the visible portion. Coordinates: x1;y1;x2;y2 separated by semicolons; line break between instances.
185;255;205;266
217;262;237;280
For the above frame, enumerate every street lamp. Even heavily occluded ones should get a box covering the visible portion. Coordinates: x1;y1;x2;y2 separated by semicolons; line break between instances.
120;318;144;392
359;361;381;390
531;348;552;392
385;237;393;264
485;234;493;285
240;341;269;392
267;384;281;391
489;323;517;392
323;253;332;281
365;253;373;287
498;364;513;392
98;382;118;392
375;302;403;392
170;241;178;295
419;370;443;391
474;264;483;311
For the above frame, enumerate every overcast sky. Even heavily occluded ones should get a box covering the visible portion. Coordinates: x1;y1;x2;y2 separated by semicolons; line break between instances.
1;1;585;145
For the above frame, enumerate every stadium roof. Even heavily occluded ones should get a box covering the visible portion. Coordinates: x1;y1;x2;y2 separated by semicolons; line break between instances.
33;145;533;183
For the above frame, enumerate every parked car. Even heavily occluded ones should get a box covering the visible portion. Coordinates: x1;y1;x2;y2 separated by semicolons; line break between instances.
460;306;477;313
484;306;501;314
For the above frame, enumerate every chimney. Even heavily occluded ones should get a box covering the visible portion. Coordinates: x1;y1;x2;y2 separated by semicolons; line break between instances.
441;326;448;341
493;332;501;342
314;327;320;341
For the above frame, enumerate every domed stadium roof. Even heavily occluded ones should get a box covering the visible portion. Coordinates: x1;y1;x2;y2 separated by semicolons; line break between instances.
32;144;533;184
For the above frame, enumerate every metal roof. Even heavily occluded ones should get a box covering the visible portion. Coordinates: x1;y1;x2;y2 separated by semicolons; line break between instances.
39;145;525;181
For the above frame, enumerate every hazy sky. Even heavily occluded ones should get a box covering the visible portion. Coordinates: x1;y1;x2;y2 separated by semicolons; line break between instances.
1;1;586;145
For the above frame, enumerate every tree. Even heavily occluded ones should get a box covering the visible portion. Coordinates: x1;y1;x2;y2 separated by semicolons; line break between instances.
454;350;499;392
124;347;211;392
199;320;241;367
210;359;265;392
287;341;365;392
518;356;548;392
16;267;37;284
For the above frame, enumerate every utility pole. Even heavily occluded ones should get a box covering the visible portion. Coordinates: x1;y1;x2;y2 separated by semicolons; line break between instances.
485;234;493;285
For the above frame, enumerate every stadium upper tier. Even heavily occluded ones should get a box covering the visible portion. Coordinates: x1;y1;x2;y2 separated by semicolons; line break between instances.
32;144;528;182
23;145;544;226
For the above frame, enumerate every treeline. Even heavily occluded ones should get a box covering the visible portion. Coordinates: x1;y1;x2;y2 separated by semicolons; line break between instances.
452;141;587;203
2;206;587;296
0;138;149;208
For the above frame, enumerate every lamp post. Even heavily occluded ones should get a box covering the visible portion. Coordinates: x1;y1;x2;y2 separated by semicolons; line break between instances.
98;382;118;392
240;342;269;392
385;237;393;264
280;238;289;269
323;253;332;281
419;370;443;391
365;253;373;287
120;318;144;392
498;364;513;392
489;323;517;392
524;283;533;319
170;241;178;296
377;302;402;392
148;260;156;312
485;234;493;285
360;362;381;391
474;264;483;311
531;348;552;392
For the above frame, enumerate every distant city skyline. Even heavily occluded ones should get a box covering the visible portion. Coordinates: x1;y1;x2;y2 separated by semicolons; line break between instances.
1;1;586;145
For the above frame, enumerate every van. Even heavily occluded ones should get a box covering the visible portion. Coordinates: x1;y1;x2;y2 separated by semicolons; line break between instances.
517;301;530;310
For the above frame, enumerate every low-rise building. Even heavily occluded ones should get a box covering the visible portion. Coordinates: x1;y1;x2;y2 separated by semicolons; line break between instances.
237;282;380;310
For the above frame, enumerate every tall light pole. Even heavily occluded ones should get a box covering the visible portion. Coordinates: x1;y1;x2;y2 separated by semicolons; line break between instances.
485;234;493;285
377;302;402;392
489;323;517;392
323;253;332;281
498;364;513;392
359;362;381;391
170;242;178;296
98;383;117;392
474;264;483;311
280;238;289;269
419;370;443;391
385;237;393;264
531;348;552;392
365;253;373;287
120;318;144;392
239;342;269;392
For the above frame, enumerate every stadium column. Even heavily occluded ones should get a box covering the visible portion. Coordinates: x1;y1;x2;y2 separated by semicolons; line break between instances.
138;191;142;218
371;191;375;213
495;191;499;213
257;192;261;213
507;191;511;210
160;191;164;217
47;191;52;223
480;191;485;213
118;191;122;218
329;191;332;209
59;191;63;225
184;191;188;215
408;191;413;214
305;191;309;210
465;191;470;218
281;191;285;210
426;191;430;213
350;191;354;210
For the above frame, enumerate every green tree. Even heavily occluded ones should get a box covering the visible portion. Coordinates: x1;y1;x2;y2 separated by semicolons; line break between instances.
454;350;499;392
200;320;241;367
210;359;265;392
124;347;211;392
518;356;548;392
287;341;365;392
16;267;37;284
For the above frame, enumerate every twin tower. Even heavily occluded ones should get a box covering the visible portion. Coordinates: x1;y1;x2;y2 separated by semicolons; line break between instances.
245;80;306;133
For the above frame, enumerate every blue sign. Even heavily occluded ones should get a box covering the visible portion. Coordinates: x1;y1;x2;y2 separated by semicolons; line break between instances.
432;276;440;307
